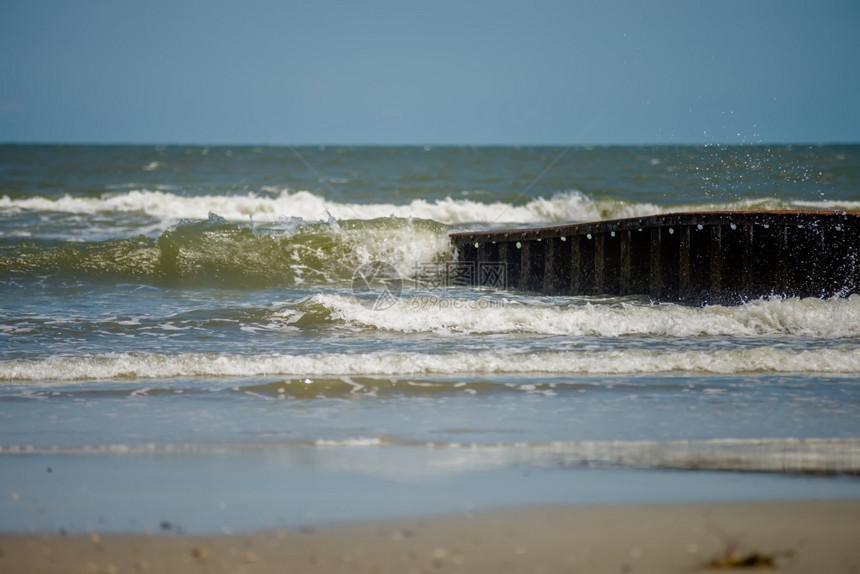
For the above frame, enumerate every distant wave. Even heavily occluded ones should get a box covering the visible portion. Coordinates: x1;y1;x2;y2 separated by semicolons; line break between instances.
3;189;859;227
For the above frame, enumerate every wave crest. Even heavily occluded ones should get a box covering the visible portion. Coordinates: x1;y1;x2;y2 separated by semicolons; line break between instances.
0;214;453;288
4;189;859;226
3;345;860;382
306;293;860;338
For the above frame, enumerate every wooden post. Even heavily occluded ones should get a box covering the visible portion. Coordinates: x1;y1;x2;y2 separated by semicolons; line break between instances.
679;225;692;302
593;233;605;294
519;240;543;293
544;237;571;295
650;227;663;300
742;224;755;295
620;229;632;294
570;236;582;294
775;225;788;296
498;241;520;291
709;225;723;301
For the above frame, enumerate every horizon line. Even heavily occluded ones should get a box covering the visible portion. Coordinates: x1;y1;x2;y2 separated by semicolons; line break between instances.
2;140;859;148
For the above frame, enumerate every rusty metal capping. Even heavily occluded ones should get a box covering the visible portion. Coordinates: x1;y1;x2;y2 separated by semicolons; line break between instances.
450;211;860;305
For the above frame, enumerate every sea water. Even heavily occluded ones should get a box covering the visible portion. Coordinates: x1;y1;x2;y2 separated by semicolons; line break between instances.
1;144;859;534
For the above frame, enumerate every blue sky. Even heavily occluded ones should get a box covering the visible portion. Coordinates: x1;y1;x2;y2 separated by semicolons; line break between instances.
1;0;858;145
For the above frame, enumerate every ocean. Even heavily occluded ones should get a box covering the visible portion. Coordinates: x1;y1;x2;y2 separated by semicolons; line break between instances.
1;144;859;535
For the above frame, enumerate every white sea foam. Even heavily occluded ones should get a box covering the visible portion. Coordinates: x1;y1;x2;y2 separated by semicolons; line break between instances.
308;293;860;338
3;189;856;226
0;189;658;224
792;199;860;210
2;345;859;382
327;219;455;280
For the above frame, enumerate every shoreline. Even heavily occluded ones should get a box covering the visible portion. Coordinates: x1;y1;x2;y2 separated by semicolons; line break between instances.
2;500;858;573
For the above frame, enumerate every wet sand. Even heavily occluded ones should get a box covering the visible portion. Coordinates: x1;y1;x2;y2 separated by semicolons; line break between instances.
1;500;858;573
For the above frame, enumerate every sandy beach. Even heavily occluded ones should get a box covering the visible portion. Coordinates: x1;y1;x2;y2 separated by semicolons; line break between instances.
2;499;858;573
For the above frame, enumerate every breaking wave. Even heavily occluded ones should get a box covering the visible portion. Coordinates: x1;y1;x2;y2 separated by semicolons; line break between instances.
3;188;859;227
3;344;860;382
0;214;453;288
308;292;860;338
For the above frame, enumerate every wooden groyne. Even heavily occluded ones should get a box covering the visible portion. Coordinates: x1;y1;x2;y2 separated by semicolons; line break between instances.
450;211;860;305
